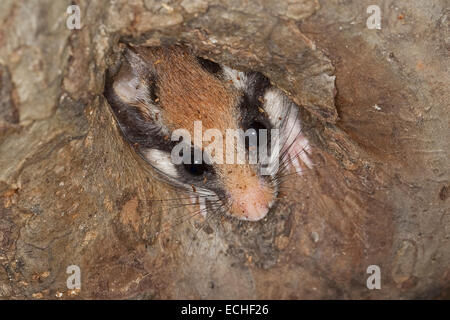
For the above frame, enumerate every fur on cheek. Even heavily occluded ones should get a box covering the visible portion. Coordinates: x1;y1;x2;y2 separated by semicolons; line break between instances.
263;89;313;175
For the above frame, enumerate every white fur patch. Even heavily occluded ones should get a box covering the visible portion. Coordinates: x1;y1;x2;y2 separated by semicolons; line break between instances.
143;149;179;178
263;89;313;175
198;197;207;217
263;89;286;128
222;66;247;90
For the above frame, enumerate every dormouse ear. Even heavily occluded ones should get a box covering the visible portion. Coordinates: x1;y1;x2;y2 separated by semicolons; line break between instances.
104;46;167;147
111;46;158;107
124;46;157;80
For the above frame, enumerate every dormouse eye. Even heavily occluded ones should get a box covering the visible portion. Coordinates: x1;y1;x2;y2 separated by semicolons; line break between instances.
245;120;268;151
182;149;211;177
184;160;207;176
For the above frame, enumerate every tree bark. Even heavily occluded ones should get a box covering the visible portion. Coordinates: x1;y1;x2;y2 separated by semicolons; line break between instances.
0;0;448;299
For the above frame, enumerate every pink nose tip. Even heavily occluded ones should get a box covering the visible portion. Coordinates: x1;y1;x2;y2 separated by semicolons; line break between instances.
236;199;270;221
230;185;273;221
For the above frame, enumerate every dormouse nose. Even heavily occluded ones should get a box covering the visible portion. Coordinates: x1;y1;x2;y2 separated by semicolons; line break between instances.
228;179;274;221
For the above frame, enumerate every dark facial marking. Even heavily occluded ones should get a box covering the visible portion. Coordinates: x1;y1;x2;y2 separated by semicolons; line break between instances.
196;57;222;75
238;71;273;132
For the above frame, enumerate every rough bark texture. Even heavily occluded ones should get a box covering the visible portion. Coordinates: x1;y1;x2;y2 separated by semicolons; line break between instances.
0;0;449;299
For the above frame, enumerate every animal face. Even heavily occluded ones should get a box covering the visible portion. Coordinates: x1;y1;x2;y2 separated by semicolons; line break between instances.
104;45;312;221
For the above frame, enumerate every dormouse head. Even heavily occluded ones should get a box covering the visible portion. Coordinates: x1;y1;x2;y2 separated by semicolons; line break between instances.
104;45;311;221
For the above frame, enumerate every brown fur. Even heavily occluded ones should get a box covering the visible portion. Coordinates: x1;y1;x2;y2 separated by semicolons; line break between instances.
136;46;237;134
